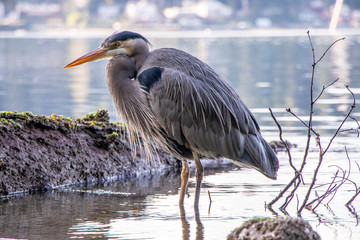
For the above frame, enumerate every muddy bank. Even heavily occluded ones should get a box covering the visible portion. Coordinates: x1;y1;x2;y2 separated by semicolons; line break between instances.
0;110;180;197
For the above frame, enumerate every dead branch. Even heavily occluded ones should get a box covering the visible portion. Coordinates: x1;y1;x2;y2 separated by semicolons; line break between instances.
298;84;355;214
315;37;346;65
286;108;319;136
313;78;339;103
269;108;296;171
268;31;357;216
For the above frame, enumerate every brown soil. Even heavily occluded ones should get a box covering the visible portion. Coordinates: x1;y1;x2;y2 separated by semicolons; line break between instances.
0;110;180;197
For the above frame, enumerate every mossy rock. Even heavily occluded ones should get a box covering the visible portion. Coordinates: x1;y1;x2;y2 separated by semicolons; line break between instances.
77;109;110;123
228;217;320;240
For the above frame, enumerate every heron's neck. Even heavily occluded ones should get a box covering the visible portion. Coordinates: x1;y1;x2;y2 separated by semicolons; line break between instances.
106;55;148;121
135;53;149;72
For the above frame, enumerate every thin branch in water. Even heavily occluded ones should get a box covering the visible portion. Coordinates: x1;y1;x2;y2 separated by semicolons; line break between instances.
269;108;296;171
307;30;316;66
328;148;352;207
267;108;305;209
306;170;339;211
348;116;360;137
346;204;360;226
286;108;319;137
298;33;350;215
208;190;212;215
322;85;356;156
280;190;295;211
347;189;360;207
281;179;302;211
313;78;339;103
267;173;300;207
315;38;346;65
345;158;360;206
268;32;355;215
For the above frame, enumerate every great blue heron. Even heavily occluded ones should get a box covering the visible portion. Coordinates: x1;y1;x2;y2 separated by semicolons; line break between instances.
64;31;279;207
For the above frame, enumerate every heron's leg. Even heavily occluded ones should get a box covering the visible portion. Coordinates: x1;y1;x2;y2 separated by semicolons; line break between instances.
179;159;189;206
193;152;203;209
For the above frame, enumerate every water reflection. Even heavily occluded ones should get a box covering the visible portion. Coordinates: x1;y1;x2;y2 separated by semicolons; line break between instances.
67;38;92;117
179;204;204;240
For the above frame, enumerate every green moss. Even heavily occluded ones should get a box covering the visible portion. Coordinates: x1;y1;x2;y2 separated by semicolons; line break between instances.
0;117;22;129
106;131;119;144
0;111;31;120
0;118;8;127
8;119;22;129
0;109;125;133
249;216;269;222
77;109;109;123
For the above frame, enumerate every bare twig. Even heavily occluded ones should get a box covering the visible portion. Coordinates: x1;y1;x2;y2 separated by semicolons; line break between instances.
306;170;339;210
346;160;360;206
348;116;360;137
313;78;339;103
347;189;360;206
323;86;356;155
297;34;352;215
296;32;321;215
267;108;303;208
267;173;300;207
269;108;296;171
208;190;212;215
298;86;355;213
207;190;212;203
286;108;319;136
315;38;345;65
346;204;360;226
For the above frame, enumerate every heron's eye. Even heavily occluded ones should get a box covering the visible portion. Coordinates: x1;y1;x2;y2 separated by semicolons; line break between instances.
113;42;120;48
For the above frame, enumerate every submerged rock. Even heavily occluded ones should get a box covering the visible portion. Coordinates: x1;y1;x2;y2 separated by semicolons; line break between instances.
268;140;297;153
0;110;180;197
227;217;321;240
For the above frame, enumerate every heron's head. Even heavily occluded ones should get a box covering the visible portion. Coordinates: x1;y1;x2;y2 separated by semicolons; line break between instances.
64;31;151;69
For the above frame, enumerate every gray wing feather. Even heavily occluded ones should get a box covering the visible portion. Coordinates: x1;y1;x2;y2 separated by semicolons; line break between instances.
149;69;247;158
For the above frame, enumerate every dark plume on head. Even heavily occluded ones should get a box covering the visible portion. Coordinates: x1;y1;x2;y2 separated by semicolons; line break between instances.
101;31;151;47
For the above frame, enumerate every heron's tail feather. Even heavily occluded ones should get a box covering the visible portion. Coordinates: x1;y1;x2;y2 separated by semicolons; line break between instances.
233;133;279;180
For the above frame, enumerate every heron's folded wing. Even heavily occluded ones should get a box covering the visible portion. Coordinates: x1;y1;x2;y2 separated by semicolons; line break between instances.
144;67;256;162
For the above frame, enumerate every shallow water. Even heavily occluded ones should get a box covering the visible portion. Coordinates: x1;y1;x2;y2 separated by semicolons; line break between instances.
1;136;360;239
0;31;360;239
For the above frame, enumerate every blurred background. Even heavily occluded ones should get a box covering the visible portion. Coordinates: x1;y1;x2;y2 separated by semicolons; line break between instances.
0;0;360;30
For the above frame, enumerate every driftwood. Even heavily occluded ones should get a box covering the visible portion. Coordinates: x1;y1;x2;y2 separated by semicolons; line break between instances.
0;109;180;197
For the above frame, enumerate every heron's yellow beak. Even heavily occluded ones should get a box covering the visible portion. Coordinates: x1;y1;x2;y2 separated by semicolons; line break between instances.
64;48;107;68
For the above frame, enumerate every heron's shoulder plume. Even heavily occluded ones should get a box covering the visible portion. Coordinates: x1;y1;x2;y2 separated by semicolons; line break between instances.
102;31;150;46
138;67;164;93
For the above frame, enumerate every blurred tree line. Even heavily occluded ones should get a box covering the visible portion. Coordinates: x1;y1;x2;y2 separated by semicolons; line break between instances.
1;0;360;29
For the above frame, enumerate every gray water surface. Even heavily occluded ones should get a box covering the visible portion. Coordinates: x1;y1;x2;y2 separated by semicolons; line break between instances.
0;31;360;239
